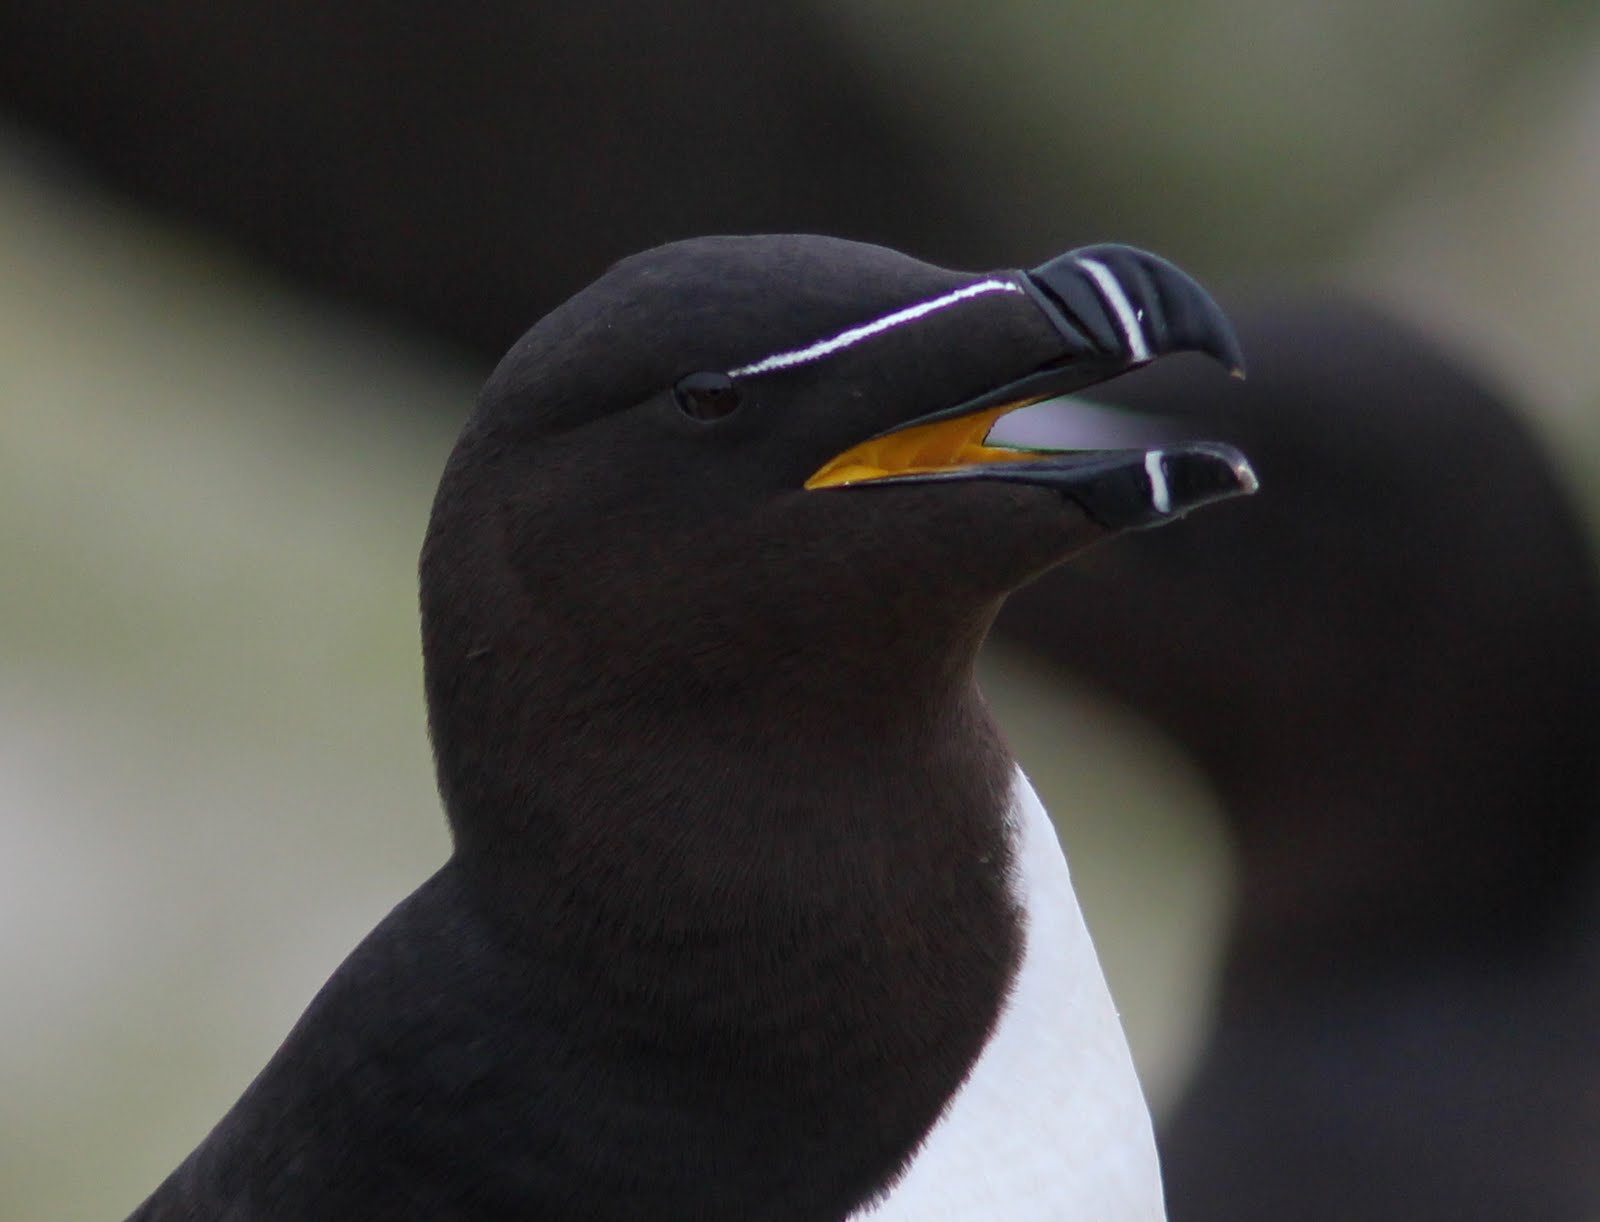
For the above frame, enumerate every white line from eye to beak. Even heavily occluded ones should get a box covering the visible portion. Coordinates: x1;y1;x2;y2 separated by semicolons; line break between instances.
1075;258;1150;363
728;279;1024;378
1145;449;1171;514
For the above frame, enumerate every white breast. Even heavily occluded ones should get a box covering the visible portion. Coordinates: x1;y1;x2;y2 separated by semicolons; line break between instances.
856;767;1167;1220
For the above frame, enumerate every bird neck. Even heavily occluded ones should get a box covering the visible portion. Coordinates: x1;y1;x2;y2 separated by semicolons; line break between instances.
418;472;1030;1217
438;677;1025;1220
419;442;1008;854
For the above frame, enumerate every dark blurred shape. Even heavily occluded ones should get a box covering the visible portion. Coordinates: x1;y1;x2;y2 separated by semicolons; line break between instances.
997;298;1600;1220
0;3;995;357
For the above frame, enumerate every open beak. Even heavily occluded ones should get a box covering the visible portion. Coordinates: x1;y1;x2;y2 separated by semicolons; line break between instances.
806;244;1257;530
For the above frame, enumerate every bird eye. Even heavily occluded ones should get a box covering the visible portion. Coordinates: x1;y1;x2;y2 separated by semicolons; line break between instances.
672;372;743;421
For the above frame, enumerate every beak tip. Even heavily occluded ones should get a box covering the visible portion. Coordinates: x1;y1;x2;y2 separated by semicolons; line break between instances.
1233;453;1261;496
1220;341;1247;381
1030;243;1249;386
1198;309;1247;382
1151;442;1259;523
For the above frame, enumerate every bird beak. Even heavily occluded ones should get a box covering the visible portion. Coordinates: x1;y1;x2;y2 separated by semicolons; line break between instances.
805;244;1257;529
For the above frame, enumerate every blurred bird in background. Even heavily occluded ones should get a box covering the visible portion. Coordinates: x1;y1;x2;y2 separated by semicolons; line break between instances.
4;2;1600;1218
996;298;1600;1220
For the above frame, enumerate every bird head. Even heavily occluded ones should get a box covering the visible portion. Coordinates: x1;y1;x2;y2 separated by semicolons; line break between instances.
420;234;1254;844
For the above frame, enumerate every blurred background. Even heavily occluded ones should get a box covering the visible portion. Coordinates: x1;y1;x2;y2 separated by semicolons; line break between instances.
4;3;1600;1218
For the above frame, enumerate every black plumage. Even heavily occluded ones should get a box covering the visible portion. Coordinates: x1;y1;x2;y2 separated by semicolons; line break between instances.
128;235;1252;1221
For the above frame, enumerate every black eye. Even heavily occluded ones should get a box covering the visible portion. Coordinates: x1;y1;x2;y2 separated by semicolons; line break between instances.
673;371;743;421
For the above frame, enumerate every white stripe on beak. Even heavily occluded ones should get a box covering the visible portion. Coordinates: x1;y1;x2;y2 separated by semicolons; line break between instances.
1075;259;1150;363
729;279;1024;378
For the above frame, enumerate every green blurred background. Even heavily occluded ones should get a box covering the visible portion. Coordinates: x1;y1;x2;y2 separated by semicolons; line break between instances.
4;3;1600;1216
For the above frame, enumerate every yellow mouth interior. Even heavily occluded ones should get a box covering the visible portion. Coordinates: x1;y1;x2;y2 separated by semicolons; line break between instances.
805;401;1048;489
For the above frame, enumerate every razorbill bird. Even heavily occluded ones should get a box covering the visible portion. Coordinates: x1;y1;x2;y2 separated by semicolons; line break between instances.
997;296;1600;1220
127;235;1254;1222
